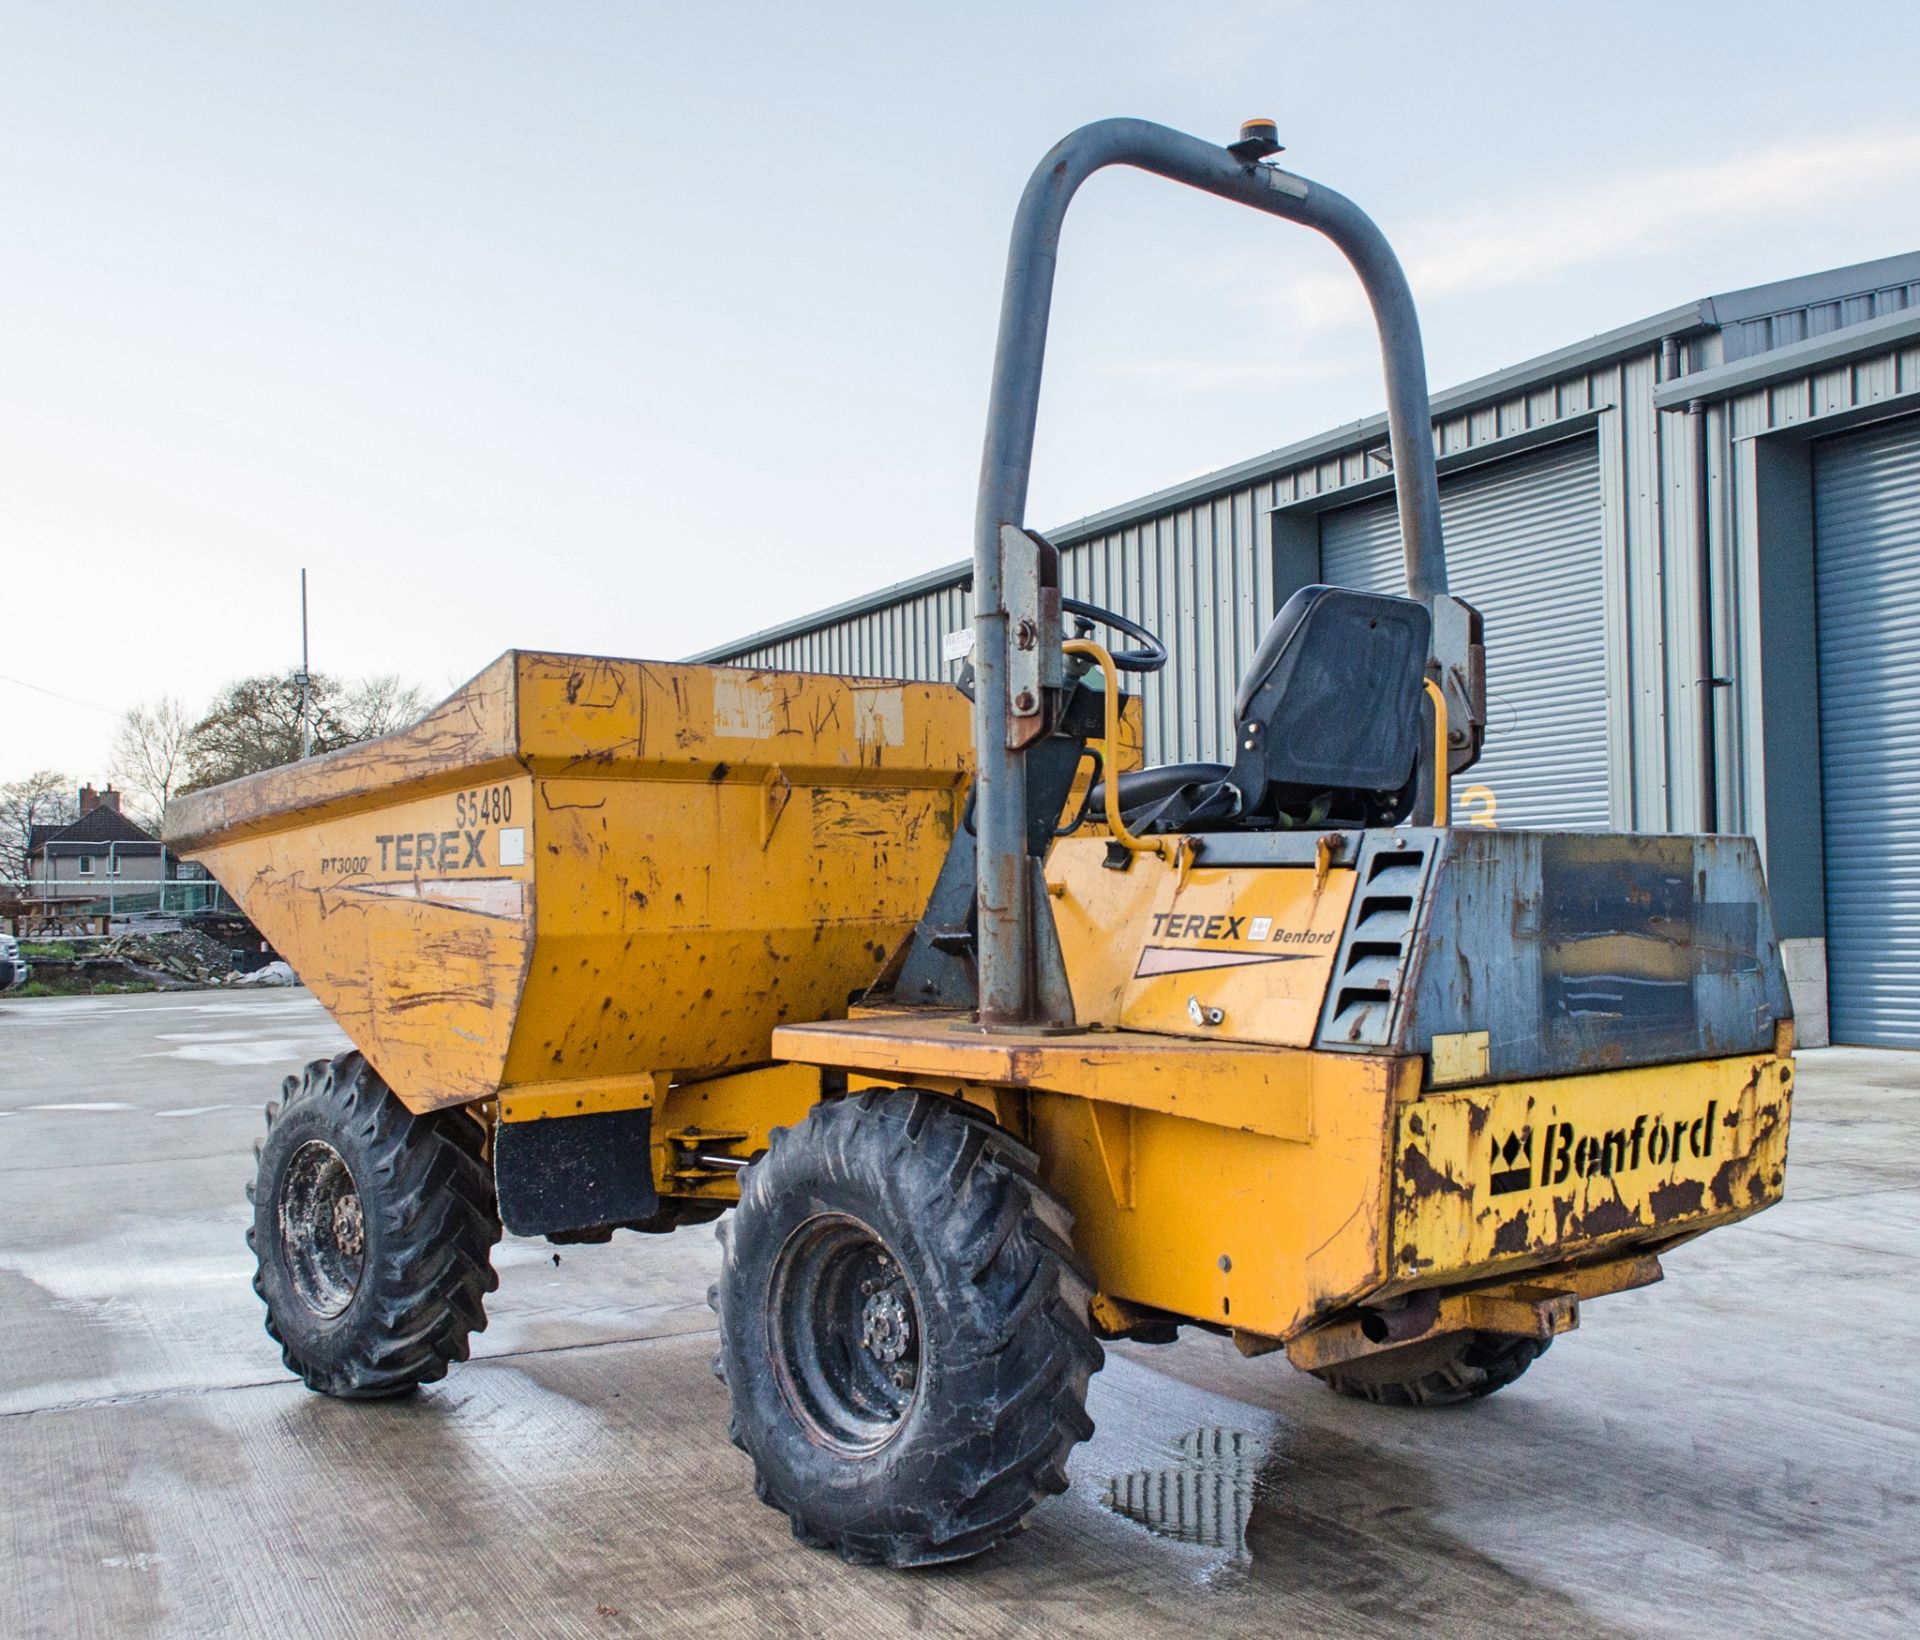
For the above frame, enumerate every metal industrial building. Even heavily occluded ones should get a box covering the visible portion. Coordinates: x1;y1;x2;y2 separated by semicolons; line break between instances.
696;252;1920;1049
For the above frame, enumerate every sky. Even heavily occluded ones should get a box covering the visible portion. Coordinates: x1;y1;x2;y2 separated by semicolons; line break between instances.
5;0;1918;781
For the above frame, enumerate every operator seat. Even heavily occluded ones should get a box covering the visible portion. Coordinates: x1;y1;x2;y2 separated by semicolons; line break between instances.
1094;584;1432;832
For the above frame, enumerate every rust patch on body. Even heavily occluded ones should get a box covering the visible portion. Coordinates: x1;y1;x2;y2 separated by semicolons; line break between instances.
1577;1197;1638;1238
1491;1210;1531;1255
1708;1155;1743;1210
1648;1177;1705;1220
1399;1143;1468;1200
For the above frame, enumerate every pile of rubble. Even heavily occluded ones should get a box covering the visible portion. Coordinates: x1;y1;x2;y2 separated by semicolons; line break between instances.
101;931;296;990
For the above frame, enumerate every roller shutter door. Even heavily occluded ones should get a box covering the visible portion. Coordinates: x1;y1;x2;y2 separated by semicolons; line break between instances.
1319;437;1609;829
1814;413;1920;1048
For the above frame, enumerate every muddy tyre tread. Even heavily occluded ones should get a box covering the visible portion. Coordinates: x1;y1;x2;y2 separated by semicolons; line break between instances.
248;1051;501;1399
711;1090;1102;1567
1314;1330;1548;1408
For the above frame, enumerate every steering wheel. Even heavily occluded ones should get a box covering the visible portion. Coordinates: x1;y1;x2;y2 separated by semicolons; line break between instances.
1061;595;1168;674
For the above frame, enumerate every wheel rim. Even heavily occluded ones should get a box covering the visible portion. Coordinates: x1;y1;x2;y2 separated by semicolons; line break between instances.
278;1139;366;1319
767;1213;922;1456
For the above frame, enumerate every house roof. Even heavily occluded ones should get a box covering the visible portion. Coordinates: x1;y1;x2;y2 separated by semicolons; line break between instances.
29;805;162;857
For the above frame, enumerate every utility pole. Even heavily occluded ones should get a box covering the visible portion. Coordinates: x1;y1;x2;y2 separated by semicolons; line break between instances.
295;568;313;759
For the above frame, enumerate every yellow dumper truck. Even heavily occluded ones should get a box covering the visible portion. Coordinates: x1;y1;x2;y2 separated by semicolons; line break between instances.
167;118;1794;1568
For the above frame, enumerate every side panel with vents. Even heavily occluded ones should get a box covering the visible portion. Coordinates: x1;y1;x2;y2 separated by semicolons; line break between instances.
1314;834;1439;1049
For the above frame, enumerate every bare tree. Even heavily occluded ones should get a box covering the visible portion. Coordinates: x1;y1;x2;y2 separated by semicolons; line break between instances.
178;671;429;793
110;697;194;829
0;770;77;886
340;675;430;742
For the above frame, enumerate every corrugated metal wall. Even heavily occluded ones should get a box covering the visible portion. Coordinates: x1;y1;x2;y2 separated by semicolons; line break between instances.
1039;364;1660;771
713;264;1920;861
1812;413;1920;1047
1718;316;1920;873
1320;439;1610;828
722;580;972;682
720;352;1676;798
1056;489;1277;763
1719;279;1920;361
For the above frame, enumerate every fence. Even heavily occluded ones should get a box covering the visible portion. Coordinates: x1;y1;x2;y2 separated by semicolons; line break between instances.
2;873;237;919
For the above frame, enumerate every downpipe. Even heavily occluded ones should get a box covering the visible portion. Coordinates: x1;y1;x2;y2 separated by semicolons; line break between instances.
1690;394;1719;833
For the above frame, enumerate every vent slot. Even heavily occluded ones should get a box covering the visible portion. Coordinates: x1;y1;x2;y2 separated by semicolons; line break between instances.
1358;895;1412;916
1317;836;1439;1049
1368;850;1426;879
1353;896;1415;939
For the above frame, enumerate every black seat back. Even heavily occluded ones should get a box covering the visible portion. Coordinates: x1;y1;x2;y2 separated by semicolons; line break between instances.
1227;584;1430;824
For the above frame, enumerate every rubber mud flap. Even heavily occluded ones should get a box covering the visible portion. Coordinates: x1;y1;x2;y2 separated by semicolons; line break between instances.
494;1107;658;1237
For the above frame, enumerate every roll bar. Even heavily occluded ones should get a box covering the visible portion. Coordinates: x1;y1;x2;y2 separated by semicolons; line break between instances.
971;118;1450;1027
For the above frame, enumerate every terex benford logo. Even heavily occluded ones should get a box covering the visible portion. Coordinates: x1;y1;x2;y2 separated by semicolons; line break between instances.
1489;1130;1534;1195
1487;1103;1719;1197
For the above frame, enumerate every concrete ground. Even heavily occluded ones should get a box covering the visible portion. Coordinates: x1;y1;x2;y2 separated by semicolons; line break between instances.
1;991;1914;1639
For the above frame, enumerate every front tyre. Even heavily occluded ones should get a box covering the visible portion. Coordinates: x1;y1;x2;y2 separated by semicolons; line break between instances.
248;1051;501;1398
712;1090;1103;1567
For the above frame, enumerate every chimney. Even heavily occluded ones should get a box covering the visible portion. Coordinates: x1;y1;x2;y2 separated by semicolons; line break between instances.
80;784;99;814
101;785;121;814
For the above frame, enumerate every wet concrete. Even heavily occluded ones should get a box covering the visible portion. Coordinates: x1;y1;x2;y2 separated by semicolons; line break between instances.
1;993;1915;1637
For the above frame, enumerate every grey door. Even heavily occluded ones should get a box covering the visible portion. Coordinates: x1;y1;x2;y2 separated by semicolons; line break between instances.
1319;437;1609;829
1814;412;1920;1048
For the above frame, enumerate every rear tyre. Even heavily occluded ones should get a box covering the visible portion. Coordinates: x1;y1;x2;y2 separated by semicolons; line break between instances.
248;1051;501;1399
1312;1330;1549;1408
711;1090;1103;1567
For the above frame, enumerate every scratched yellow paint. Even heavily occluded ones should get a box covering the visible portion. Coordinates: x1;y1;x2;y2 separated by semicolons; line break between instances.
775;1010;1336;1141
1027;1074;1406;1341
776;1011;1415;1340
779;1014;1793;1345
1045;838;1356;1044
168;653;972;1114
1386;1050;1793;1290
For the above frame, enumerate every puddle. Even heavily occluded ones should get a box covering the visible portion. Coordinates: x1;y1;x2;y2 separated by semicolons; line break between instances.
1104;1424;1274;1562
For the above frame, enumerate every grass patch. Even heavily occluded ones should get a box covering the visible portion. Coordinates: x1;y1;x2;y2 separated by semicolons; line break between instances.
9;976;157;999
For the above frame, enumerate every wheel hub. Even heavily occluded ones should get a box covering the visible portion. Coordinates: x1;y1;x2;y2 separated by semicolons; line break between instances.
860;1283;912;1364
278;1139;366;1319
768;1215;923;1455
331;1192;365;1261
